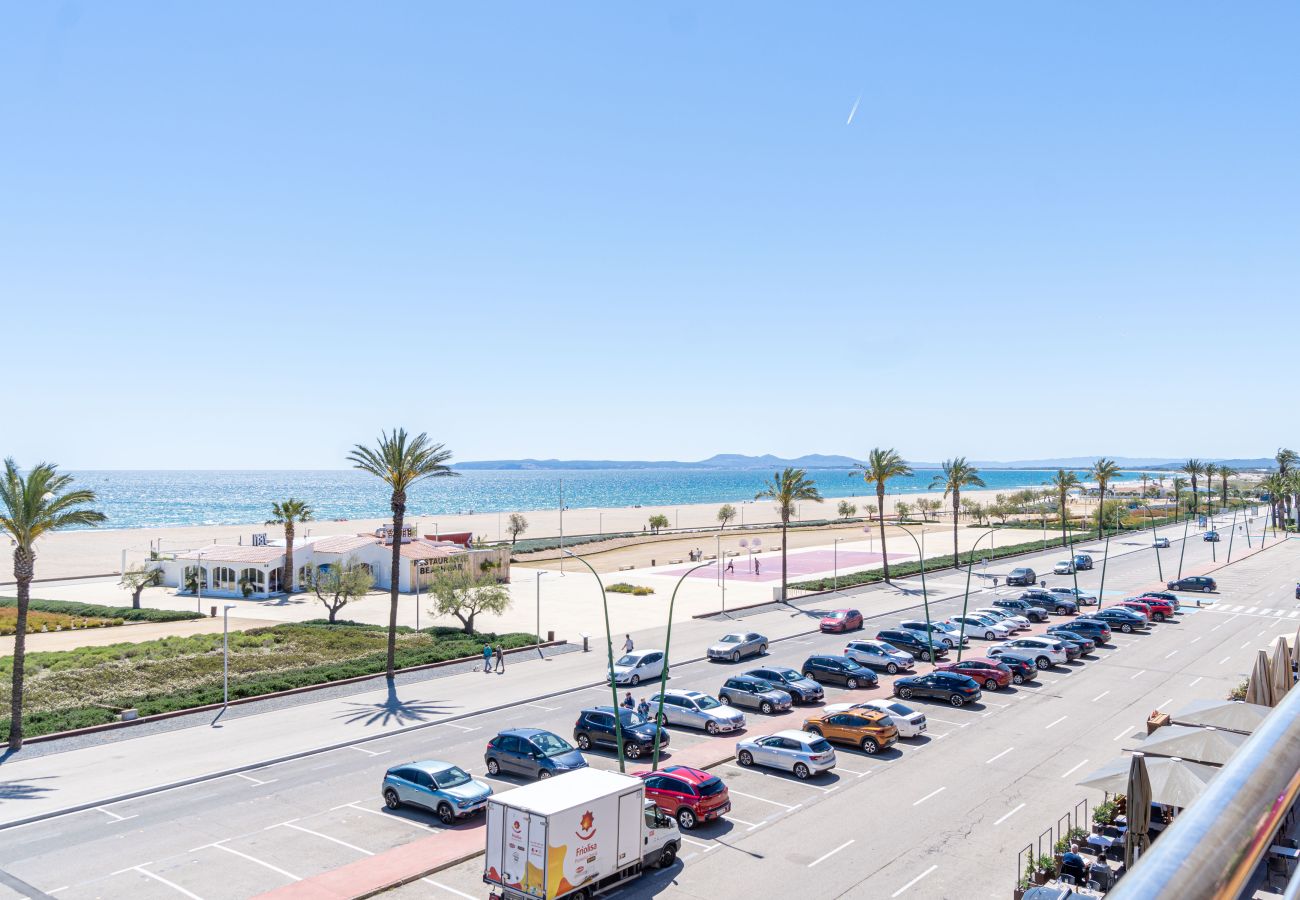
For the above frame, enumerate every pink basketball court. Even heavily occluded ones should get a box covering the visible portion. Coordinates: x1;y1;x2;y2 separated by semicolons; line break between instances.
661;548;897;582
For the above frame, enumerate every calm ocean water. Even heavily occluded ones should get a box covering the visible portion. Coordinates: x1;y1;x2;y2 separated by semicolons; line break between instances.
65;468;1098;530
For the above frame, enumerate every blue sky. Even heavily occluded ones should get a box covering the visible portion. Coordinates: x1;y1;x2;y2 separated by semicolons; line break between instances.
3;2;1296;469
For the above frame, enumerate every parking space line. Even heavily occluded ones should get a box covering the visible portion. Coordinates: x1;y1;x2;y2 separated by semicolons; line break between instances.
1092;691;1109;702
808;839;854;868
727;816;760;827
891;864;938;896
346;746;388;757
1060;759;1089;779
281;823;374;855
723;764;833;792
132;867;204;900
1189;676;1203;687
1190;636;1202;644
1129;670;1146;680
439;722;481;732
986;747;1013;764
94;806;137;823
1219;655;1232;665
994;803;1025;826
925;717;968;728
422;878;479;900
524;702;560;711
345;802;436;830
681;837;712;850
232;772;276;786
1159;698;1174;710
724;787;798;810
1045;715;1068;730
1165;650;1178;659
912;787;945;806
112;862;155;876
210;843;302;881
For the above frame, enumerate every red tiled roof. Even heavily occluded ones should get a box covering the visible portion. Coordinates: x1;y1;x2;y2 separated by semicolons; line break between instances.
175;545;284;564
309;535;380;554
397;540;457;560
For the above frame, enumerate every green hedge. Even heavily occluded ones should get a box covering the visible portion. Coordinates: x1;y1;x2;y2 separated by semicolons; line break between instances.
0;597;204;623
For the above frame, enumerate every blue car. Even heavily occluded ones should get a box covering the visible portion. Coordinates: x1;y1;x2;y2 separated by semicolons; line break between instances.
382;760;492;823
485;728;588;780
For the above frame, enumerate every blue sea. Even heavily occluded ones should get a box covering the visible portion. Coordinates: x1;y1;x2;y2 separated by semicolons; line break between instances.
65;468;1098;530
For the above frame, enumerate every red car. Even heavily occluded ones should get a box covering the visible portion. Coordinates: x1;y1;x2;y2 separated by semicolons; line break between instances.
635;765;730;830
820;608;864;633
1128;596;1174;621
936;657;1013;691
1118;601;1154;622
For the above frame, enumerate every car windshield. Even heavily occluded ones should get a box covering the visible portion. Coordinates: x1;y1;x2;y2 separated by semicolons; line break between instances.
618;710;648;727
697;776;726;796
769;668;799;681
696;695;722;710
827;611;846;619
616;654;640;666
719;635;740;643
432;766;472;789
531;733;575;757
884;702;911;715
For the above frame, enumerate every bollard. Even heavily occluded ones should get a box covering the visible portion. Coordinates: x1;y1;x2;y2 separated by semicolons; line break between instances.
210;605;217;617
651;559;656;567
582;635;590;652
547;630;555;643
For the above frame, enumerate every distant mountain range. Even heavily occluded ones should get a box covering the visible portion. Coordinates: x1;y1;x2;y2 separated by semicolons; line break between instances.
454;454;1278;471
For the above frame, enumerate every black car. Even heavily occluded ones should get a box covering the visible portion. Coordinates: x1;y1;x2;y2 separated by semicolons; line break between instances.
991;598;1049;623
1168;576;1216;592
573;707;668;760
1058;618;1111;644
876;629;949;662
801;655;878;689
1019;589;1077;616
1091;607;1147;633
744;666;825;703
893;671;982;707
1006;567;1038;587
1045;628;1095;655
993;652;1038;685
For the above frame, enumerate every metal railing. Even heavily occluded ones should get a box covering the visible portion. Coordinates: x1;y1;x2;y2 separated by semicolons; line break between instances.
1110;683;1300;899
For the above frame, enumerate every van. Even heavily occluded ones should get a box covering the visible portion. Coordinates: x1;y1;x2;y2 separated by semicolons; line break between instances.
1006;567;1037;587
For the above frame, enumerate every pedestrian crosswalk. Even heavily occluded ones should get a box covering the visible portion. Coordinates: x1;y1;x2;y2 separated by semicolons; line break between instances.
1208;603;1300;619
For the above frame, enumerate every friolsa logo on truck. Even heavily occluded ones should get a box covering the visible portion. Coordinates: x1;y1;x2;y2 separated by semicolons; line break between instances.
576;810;597;844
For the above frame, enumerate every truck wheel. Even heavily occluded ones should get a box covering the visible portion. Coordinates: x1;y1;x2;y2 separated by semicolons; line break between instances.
658;843;678;868
437;803;455;825
793;763;811;780
383;789;401;810
738;750;753;766
486;759;500;776
577;734;591;750
676;808;697;830
886;662;899;674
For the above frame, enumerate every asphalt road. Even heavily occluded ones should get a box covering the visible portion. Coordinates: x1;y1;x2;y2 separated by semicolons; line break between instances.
1;511;1287;900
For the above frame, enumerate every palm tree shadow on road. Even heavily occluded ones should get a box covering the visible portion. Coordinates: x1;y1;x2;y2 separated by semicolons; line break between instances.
335;681;456;728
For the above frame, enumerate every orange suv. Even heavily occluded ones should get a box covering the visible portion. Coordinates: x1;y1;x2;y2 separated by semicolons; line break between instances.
802;709;899;755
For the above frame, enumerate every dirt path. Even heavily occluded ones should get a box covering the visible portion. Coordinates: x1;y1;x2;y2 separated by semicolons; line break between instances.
0;615;271;656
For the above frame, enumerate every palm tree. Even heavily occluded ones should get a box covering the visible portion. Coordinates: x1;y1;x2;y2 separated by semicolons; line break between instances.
1089;458;1122;535
267;498;313;593
930;458;985;562
1276;449;1298;528
1217;467;1237;507
853;449;913;582
1046;469;1081;546
1172;476;1189;513
1202;464;1219;514
755;468;822;601
1182;459;1205;515
348;430;456;678
0;460;106;749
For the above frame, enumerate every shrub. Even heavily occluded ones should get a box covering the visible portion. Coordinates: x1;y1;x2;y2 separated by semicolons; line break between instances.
0;597;203;623
606;583;655;596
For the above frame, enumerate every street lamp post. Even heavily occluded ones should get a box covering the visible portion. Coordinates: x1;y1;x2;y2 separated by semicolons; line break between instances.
535;571;547;658
562;550;625;772
1177;510;1192;580
716;535;727;615
833;538;843;593
894;526;936;663
955;529;996;661
1226;508;1239;564
214;603;237;725
651;560;713;771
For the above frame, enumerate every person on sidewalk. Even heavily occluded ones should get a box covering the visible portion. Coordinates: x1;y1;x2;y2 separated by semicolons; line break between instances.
482;643;493;674
623;634;634;654
494;645;505;673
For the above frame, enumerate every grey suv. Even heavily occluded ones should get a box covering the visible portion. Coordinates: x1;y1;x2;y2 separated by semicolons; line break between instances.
1006;567;1038;587
484;728;587;780
718;676;792;714
992;597;1049;623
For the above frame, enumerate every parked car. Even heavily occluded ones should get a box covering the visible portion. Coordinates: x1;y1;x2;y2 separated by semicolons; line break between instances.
975;608;1031;631
1006;567;1038;587
1057;618;1111;644
484;728;588;780
893;671;983;707
802;708;899;755
707;632;768;662
718;675;793;714
991;597;1049;623
736;729;836;779
1168;575;1216;592
1053;560;1076;575
822;698;927;738
843;639;916;674
744;665;824;704
992;652;1038;684
801;654;878;689
636;765;730;830
1138;590;1180;610
820;609;864;633
1204;530;1221;542
876;628;949;662
947;614;1011;641
1124;596;1174;622
899;618;969;649
1090;607;1148;633
1044;629;1095;655
574;707;669;759
1047;586;1098;606
382;760;492;823
1019;589;1077;615
1074;554;1094;570
936;657;1013;691
989;636;1069;669
1118;601;1154;623
1153;536;1171;549
648;689;746;734
611;649;667;686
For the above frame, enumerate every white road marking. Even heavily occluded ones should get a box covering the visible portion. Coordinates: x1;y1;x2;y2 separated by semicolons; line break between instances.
1240;641;1252;649
1159;697;1174;709
808;839;854;868
209;843;301;881
345;803;435;829
112;863;155;876
1092;690;1110;702
681;837;712;850
232;772;276;786
1190;636;1202;644
347;746;387;757
1165;650;1178;659
1045;715;1068;730
1290;612;1300;619
130;867;204;900
524;702;559;711
1061;759;1089;779
1247;607;1259;614
280;823;374;855
727;816;760;827
1112;725;1132;742
422;879;480;900
926;717;968;727
891;864;938;897
1219;655;1232;664
440;722;480;732
994;803;1025;826
986;747;1014;764
724;787;798;810
912;786;946;806
94;807;137;822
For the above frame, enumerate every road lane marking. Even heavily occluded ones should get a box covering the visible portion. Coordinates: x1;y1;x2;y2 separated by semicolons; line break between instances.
724;787;798;810
809;839;854;868
891;864;938;897
1165;650;1178;659
1091;689;1111;703
1159;698;1174;709
913;787;946;806
1061;759;1089;778
1189;676;1203;687
131;867;205;900
345;803;435;829
1247;607;1259;614
94;807;137;822
210;843;301;881
1045;715;1068;729
347;746;388;757
994;804;1025;826
1130;669;1148;679
1112;725;1131;741
281;823;374;855
1219;655;1232;664
986;747;1014;764
524;702;559;711
422;879;479;900
439;722;481;732
232;772;276;786
1240;641;1252;649
1190;636;1202;644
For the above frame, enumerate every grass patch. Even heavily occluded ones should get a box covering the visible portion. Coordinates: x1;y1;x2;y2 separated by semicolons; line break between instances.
0;597;204;623
0;622;537;740
607;583;655;596
0;607;121;636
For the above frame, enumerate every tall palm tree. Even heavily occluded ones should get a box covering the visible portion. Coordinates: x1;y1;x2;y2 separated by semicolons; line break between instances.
267;498;313;593
348;430;456;678
756;468;822;601
1046;469;1081;546
1182;459;1205;515
0;460;106;749
1139;472;1150;500
1202;464;1219;514
1089;458;1122;535
1217;467;1237;507
1171;476;1189;514
1276;449;1298;529
853;449;913;582
930;458;985;562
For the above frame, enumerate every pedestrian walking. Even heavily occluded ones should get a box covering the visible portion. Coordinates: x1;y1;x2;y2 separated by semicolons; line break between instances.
726;559;734;574
494;645;505;673
482;643;492;674
623;634;634;654
622;692;635;710
754;558;760;575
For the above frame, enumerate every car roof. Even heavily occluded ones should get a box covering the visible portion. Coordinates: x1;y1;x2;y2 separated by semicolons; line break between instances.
396;759;458;774
773;729;820;742
950;657;998;667
660;765;714;783
502;727;556;738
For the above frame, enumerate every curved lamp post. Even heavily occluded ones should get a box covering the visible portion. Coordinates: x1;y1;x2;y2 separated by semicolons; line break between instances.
1095;503;1121;612
651;559;714;771
562;549;626;772
955;529;996;661
1176;510;1192;581
894;526;936;663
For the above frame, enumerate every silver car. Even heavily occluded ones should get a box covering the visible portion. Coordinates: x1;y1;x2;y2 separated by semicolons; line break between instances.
718;676;792;714
843;639;915;674
737;729;837;779
707;631;768;662
900;619;968;649
975;607;1031;632
947;615;1010;641
648;689;746;735
1048;586;1098;606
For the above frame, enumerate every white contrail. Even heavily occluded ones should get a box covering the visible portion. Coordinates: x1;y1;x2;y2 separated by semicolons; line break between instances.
846;95;860;125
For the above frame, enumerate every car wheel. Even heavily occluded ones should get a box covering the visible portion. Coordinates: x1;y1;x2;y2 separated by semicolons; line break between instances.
1057;607;1069;616
1012;673;1025;685
626;742;642;759
676;807;696;830
538;770;552;780
949;694;964;707
898;687;913;700
577;734;591;750
705;720;719;735
657;843;677;868
738;750;754;766
760;701;774;715
437;802;455;825
806;725;822;736
1154;613;1164;622
984;678;998;691
1122;624;1134;634
658;712;670;726
1036;656;1051;669
631;675;641;687
759;644;768;655
846;677;859;689
486;759;500;776
383;788;401;810
731;651;740;663
720;694;732;706
886;662;899;675
793;763;811;780
803;671;816;680
985;631;995;640
927;650;938;662
860;737;879;755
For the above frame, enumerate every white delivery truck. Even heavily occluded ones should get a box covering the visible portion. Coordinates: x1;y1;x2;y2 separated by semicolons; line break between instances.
484;768;680;900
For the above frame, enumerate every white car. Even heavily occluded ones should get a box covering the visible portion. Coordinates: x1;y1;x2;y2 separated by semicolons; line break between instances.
736;729;837;780
1153;537;1171;549
899;619;969;649
990;637;1069;668
611;649;666;686
825;699;927;738
648;689;746;734
1053;560;1076;575
975;608;1031;632
947;615;1011;641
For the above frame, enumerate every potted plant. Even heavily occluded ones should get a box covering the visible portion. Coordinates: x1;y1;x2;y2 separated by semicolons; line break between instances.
1115;793;1127;817
1014;873;1031;899
1034;853;1057;884
1067;825;1089;848
239;577;254;598
1228;680;1248;701
1093;800;1116;831
1053;836;1071;870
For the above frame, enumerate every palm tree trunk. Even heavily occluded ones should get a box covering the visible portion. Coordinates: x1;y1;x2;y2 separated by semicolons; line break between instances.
387;495;405;679
9;549;33;749
285;523;295;594
1060;489;1068;548
1097;481;1105;537
952;489;960;562
877;485;890;582
780;520;788;601
1191;477;1198;515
